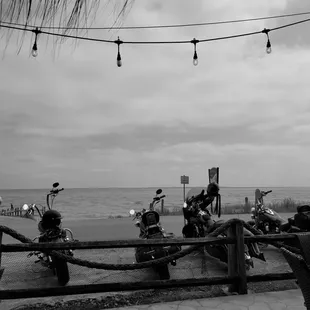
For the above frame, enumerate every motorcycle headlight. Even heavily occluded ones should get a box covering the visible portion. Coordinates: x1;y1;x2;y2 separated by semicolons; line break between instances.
183;202;187;208
22;204;29;211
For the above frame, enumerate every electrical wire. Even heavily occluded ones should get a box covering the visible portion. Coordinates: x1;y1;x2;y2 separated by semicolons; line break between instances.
0;17;309;45
0;10;310;30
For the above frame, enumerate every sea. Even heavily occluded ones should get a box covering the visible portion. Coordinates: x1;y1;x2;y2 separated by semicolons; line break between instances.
0;187;310;221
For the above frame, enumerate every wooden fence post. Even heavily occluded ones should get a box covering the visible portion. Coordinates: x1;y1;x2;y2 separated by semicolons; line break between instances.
245;197;249;213
0;231;4;279
227;221;247;294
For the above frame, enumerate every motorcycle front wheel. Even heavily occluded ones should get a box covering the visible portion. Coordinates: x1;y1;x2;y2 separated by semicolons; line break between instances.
53;256;70;286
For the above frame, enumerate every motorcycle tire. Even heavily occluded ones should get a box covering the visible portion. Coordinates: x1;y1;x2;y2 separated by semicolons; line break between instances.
245;257;254;271
247;220;255;226
156;264;170;280
53;256;70;286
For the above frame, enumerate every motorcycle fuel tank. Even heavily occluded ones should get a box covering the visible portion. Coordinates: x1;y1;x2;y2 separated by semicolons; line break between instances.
259;208;286;225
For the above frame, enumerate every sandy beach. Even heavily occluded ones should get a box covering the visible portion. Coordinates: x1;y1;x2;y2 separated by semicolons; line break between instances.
0;212;296;243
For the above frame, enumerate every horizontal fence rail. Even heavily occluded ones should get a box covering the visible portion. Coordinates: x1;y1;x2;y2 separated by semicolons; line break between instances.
0;234;298;252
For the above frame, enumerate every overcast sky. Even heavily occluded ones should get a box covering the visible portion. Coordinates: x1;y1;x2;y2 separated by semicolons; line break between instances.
0;0;310;189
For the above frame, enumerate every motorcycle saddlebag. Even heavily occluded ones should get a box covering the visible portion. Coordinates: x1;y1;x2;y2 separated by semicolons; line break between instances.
135;246;166;263
294;210;310;230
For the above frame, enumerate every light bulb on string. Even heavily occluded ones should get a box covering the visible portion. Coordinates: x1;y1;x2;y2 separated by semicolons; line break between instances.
193;51;198;66
262;28;272;54
32;42;38;57
31;27;41;57
114;36;123;67
191;38;199;66
266;38;272;54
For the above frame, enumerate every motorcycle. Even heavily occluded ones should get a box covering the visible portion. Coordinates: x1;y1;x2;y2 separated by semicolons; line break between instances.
182;187;265;270
280;204;310;233
129;189;181;280
248;189;286;234
23;182;74;286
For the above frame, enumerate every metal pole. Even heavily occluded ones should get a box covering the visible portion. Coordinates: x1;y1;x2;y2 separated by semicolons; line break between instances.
183;184;186;226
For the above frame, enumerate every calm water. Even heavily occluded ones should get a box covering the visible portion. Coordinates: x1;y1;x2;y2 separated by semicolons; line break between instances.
0;187;309;221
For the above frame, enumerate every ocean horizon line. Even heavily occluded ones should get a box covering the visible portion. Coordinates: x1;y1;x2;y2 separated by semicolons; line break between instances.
1;185;310;191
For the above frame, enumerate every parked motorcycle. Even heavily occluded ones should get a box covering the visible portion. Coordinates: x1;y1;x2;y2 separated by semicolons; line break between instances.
280;204;310;233
129;189;181;280
248;189;286;234
24;182;74;286
182;186;265;270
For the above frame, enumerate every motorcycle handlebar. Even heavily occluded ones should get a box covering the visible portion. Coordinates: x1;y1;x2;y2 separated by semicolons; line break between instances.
152;194;165;202
264;190;272;195
49;188;64;194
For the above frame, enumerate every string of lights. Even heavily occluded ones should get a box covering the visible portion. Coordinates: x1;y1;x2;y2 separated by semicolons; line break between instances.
1;10;310;30
0;17;310;67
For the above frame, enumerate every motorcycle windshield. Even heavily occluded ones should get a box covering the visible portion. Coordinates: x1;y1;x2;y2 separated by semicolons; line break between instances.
185;187;206;204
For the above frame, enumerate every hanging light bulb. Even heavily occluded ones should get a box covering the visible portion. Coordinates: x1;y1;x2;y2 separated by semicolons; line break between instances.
32;42;38;57
31;27;41;57
191;38;199;66
114;37;123;67
117;51;122;67
193;50;198;66
266;38;272;54
262;28;272;54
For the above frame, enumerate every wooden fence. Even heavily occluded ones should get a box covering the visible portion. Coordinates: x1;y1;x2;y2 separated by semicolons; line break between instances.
0;221;300;300
0;205;45;219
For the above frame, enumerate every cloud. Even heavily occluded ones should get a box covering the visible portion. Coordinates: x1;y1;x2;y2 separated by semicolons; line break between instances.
0;0;310;188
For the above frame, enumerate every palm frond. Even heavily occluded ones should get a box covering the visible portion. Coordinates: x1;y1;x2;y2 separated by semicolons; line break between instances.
0;0;134;30
0;0;134;52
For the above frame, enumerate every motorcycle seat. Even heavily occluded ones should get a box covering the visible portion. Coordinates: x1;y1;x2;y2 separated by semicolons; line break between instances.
206;220;225;233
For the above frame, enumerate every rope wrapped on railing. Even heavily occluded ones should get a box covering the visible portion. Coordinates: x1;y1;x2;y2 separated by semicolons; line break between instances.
0;218;302;270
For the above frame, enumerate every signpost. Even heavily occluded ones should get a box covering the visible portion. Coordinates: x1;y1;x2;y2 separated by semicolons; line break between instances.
180;175;189;202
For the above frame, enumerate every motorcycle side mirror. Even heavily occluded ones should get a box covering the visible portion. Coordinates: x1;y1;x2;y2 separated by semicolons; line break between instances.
129;209;135;216
156;189;162;195
22;204;29;211
53;182;60;188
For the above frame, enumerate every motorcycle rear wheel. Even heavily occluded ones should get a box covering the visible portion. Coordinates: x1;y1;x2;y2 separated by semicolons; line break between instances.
156;264;170;280
53;256;70;286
